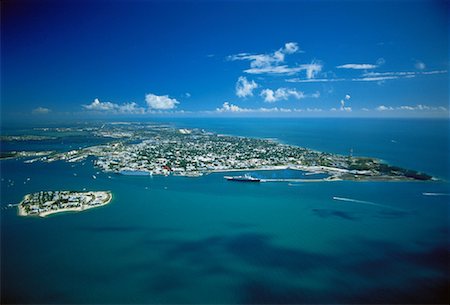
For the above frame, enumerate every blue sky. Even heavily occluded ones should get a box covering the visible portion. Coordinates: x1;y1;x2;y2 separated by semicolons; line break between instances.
2;0;448;121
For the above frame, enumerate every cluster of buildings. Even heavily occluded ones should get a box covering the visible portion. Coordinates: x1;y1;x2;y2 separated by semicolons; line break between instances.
19;191;111;217
50;126;353;176
18;123;431;181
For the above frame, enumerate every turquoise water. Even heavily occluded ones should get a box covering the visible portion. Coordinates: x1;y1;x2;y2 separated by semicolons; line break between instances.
1;118;449;304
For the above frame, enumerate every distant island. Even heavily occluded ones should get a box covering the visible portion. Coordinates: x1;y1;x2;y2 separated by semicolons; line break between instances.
0;135;57;141
18;191;112;217
7;122;433;181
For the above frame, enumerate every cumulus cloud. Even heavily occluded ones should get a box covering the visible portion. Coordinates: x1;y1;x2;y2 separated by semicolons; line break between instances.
216;102;248;112
284;42;299;54
83;98;145;114
340;99;352;112
235;76;258;98
260;88;306;103
83;98;117;111
336;63;378;70
32;107;51;114
335;94;352;112
145;93;179;110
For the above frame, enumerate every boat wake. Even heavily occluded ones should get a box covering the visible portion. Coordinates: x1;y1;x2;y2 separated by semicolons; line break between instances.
422;192;450;196
332;196;400;210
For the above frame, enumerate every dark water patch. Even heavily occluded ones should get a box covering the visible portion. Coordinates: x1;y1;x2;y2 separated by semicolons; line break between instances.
79;225;145;233
338;239;450;282
145;271;188;294
350;277;450;304
239;281;314;304
312;208;358;220
223;221;257;229
375;209;411;219
161;233;332;276
1;290;69;305
226;233;330;274
166;235;227;258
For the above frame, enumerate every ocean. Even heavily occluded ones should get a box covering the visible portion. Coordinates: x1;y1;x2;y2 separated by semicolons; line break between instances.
1;118;449;304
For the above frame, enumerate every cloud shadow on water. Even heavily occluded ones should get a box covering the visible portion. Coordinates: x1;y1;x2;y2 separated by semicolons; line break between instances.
312;208;358;220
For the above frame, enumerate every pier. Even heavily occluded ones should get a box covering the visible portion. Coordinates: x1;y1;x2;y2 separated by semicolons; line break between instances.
260;178;336;183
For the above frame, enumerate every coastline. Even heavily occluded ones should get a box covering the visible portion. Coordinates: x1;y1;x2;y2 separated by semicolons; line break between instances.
18;191;113;218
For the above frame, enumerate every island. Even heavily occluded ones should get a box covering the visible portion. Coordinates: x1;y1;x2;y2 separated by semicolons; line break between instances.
13;122;433;181
0;151;53;160
18;191;112;217
0;135;57;141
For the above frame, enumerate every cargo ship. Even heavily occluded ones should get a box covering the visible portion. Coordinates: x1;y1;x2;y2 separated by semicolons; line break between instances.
224;174;261;182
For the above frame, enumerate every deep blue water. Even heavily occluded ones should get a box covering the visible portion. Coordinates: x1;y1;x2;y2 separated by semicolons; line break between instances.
1;118;449;304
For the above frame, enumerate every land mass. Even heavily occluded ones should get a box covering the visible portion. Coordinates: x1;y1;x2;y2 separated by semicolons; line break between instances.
18;191;112;217
1;135;57;141
9;122;433;181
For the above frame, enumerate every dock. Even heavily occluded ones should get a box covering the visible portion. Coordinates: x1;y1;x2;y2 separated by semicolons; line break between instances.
260;178;334;183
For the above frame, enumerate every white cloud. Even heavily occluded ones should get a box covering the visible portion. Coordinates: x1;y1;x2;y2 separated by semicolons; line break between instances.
284;42;299;54
229;43;324;79
260;88;306;103
117;102;145;114
244;65;303;75
376;105;394;111
228;42;322;77
145;93;179;110
83;98;117;111
287;70;447;83
235;76;258;98
286;78;345;83
375;105;446;112
339;99;352;112
301;61;323;79
216;102;249;112
32;107;51;114
338;95;352;112
421;70;447;75
185;92;191;98
352;76;407;82
415;61;426;70
356;70;447;82
336;64;378;70
83;98;145;114
306;108;323;112
362;71;416;77
215;103;313;114
310;91;321;98
229;42;300;68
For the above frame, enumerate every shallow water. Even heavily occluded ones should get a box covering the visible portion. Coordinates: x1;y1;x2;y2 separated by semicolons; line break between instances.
1;118;449;304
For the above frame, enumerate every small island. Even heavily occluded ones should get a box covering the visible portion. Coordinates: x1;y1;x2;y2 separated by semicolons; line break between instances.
18;191;112;217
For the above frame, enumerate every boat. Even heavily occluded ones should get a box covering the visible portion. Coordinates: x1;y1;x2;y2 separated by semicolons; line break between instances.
224;174;260;182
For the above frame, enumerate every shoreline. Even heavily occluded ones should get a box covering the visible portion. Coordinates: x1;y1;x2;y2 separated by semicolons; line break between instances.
18;191;113;218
